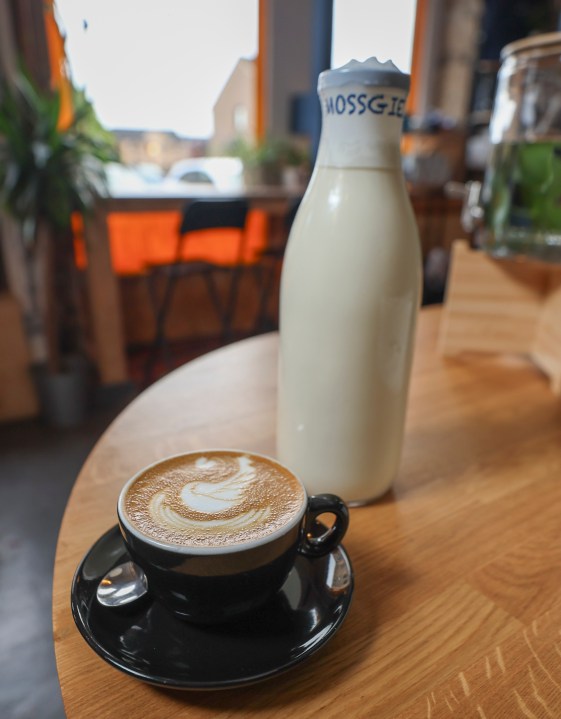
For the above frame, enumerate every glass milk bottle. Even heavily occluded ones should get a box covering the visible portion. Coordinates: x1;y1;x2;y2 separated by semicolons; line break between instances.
277;58;421;505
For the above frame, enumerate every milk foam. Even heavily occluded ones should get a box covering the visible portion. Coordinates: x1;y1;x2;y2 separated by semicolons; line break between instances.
122;451;305;548
179;454;253;514
150;491;270;534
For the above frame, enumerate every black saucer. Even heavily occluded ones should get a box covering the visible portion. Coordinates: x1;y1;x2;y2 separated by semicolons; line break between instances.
71;525;354;689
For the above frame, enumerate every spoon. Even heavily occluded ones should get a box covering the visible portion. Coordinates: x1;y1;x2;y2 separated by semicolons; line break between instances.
96;561;149;608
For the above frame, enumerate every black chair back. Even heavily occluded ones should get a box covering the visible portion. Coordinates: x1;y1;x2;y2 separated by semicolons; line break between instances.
285;197;302;231
179;199;249;235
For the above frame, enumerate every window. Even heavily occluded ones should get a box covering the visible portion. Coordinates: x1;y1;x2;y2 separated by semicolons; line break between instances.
55;0;258;140
331;0;417;73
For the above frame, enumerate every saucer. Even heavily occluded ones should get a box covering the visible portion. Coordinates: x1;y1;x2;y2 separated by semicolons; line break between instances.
71;525;354;689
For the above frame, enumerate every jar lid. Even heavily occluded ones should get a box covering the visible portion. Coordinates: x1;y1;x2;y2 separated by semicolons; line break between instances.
501;31;561;61
318;57;410;92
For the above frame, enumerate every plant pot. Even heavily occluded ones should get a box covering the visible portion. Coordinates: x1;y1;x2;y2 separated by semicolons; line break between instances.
243;163;282;187
282;166;304;190
31;356;93;428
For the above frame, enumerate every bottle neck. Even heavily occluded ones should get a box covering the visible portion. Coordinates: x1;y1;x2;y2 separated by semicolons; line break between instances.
316;84;407;170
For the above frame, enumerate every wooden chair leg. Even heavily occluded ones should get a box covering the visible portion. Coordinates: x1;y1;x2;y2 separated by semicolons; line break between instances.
144;268;179;385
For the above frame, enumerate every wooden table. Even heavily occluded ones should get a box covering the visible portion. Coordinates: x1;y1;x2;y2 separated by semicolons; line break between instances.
53;307;561;718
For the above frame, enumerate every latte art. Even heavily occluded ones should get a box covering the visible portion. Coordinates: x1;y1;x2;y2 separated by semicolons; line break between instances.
122;451;306;548
150;455;271;535
150;491;271;534
179;455;255;514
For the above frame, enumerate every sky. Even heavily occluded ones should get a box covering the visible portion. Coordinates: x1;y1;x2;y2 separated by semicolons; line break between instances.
56;0;259;137
332;0;416;74
56;0;416;139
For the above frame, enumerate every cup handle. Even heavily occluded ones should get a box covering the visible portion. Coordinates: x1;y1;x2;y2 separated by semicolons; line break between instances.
298;493;349;558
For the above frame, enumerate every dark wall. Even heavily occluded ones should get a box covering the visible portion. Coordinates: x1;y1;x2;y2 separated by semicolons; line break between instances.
479;0;558;60
470;0;559;123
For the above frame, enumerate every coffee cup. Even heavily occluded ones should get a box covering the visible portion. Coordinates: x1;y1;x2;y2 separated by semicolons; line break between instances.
117;449;349;623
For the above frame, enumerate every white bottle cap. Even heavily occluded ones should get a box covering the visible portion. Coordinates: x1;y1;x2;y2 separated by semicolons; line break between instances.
318;57;410;93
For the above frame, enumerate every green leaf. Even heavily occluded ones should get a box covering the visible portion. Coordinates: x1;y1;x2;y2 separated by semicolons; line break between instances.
0;66;117;232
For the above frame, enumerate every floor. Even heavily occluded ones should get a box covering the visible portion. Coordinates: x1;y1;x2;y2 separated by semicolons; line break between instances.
0;338;225;719
0;391;136;719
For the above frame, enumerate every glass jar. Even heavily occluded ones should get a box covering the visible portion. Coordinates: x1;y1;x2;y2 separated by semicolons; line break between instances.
481;31;561;262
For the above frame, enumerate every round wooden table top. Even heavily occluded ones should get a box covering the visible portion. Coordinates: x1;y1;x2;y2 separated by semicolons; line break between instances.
53;307;561;718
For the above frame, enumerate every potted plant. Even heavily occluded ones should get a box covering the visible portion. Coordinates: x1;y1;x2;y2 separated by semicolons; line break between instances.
277;140;310;190
227;137;309;188
0;70;118;426
226;137;283;186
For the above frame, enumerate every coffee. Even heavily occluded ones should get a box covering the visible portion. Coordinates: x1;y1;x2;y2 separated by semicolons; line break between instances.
122;450;306;549
117;449;349;622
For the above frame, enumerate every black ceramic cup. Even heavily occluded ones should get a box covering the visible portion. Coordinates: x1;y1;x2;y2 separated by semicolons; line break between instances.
117;451;349;624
